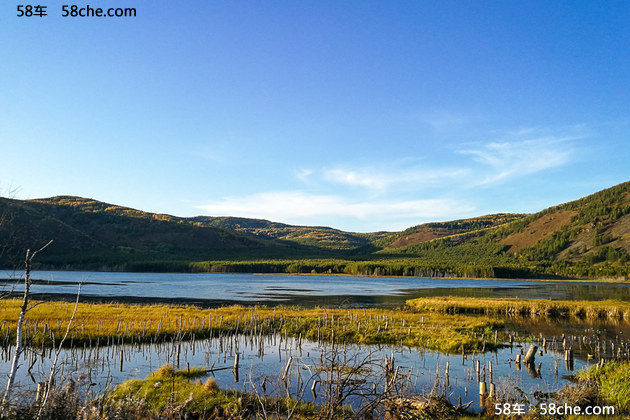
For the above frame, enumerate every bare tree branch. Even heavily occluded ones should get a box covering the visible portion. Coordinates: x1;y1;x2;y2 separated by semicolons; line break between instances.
30;240;53;262
37;283;82;419
1;240;53;414
26;301;47;313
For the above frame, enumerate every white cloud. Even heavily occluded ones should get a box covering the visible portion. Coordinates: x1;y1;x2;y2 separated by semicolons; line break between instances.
196;128;584;230
458;136;575;184
323;169;388;190
198;191;474;228
320;167;469;191
295;169;313;183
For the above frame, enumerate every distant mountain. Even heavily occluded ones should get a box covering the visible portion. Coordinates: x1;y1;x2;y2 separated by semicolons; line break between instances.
374;213;525;248
0;196;302;269
0;182;628;278
381;181;630;278
499;181;630;269
0;195;385;269
189;215;388;251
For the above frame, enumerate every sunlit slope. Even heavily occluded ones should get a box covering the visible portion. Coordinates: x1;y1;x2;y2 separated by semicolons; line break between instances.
0;196;297;268
190;215;388;251
0;181;629;278
375;213;525;248
500;180;630;271
383;181;630;278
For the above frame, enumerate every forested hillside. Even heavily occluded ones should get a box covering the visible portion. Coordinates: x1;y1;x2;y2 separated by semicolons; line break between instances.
378;181;630;278
0;182;629;279
0;196;309;269
190;215;388;251
374;213;525;248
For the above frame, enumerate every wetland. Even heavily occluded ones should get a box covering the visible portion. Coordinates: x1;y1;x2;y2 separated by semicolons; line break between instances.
1;271;630;418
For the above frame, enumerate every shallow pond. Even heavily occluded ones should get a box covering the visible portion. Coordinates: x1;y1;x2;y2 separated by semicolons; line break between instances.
0;331;617;414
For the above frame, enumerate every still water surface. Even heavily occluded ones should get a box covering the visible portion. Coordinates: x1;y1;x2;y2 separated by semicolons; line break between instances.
2;271;630;307
0;333;592;414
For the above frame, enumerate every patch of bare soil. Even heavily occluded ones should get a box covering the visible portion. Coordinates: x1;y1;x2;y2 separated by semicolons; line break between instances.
610;213;630;253
502;210;577;253
389;228;456;248
559;212;630;259
558;226;593;260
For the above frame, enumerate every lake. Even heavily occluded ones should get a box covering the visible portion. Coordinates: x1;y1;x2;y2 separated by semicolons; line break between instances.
2;270;630;308
1;270;629;414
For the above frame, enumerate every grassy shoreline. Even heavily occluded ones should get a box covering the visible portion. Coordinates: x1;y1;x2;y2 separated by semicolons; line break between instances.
407;296;630;320
0;299;501;353
3;296;630;354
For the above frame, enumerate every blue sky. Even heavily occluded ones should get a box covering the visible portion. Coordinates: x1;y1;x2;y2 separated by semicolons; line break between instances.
1;1;629;232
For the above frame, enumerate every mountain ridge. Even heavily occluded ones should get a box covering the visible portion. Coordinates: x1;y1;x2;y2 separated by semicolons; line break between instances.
1;181;629;279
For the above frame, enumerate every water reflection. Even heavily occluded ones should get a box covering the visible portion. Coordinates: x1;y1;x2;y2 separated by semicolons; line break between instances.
1;271;629;308
0;332;607;414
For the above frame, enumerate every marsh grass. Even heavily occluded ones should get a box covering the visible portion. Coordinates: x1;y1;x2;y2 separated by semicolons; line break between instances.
107;364;245;418
107;364;317;419
407;297;630;320
575;360;630;413
384;394;466;420
0;299;500;353
3;296;630;356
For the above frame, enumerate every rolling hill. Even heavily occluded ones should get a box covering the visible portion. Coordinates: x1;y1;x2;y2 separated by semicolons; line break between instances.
190;215;388;251
1;181;629;279
379;181;630;278
0;196;304;269
374;213;525;248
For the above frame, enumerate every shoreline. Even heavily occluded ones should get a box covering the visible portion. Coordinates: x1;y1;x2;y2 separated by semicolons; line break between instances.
3;266;628;284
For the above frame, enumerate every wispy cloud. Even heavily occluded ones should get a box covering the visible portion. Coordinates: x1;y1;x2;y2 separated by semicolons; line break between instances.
320;167;469;191
303;129;580;192
198;127;585;230
198;191;474;229
323;169;388;190
295;169;314;183
458;135;576;184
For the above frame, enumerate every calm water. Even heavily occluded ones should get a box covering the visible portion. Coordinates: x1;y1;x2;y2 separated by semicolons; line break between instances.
2;270;630;307
0;334;593;414
1;270;629;414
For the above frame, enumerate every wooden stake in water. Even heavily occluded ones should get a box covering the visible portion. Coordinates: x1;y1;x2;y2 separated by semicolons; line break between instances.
35;382;48;404
233;353;240;371
311;380;319;399
523;345;537;364
445;361;450;387
281;356;293;382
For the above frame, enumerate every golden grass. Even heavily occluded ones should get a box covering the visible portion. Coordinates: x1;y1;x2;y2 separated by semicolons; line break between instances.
0;299;500;353
107;365;318;419
4;296;629;354
406;296;630;320
576;360;630;414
